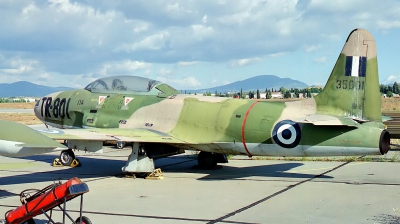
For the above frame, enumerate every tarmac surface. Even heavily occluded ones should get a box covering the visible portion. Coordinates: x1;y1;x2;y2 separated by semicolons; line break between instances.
1;147;400;224
0;109;33;114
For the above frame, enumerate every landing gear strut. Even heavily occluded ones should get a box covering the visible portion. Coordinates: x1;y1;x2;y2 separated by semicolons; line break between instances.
122;142;155;175
197;151;228;169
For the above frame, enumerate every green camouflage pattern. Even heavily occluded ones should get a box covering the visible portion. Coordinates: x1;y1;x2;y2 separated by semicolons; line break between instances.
0;120;66;157
34;29;390;158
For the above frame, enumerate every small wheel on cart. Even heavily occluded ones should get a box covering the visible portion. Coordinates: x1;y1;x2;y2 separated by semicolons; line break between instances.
75;216;92;224
24;218;35;224
60;149;75;166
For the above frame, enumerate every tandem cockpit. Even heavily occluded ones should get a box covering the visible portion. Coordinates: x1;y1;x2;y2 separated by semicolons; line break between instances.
84;75;179;96
34;75;180;128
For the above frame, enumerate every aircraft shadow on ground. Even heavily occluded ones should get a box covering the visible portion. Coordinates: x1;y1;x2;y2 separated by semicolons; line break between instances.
161;160;334;181
0;154;126;186
0;154;332;186
0;190;18;199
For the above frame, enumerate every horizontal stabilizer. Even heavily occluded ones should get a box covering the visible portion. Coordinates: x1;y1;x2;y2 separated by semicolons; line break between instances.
294;115;358;127
382;115;392;122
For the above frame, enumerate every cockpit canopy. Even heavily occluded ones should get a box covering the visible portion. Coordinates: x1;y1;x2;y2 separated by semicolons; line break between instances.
84;75;178;96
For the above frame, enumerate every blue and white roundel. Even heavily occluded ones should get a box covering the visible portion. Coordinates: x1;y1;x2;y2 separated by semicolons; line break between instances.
272;120;301;148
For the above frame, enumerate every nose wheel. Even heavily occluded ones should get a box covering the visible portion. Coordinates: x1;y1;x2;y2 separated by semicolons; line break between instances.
60;149;76;166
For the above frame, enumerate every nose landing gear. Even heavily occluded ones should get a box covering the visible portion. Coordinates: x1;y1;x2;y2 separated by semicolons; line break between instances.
53;149;81;167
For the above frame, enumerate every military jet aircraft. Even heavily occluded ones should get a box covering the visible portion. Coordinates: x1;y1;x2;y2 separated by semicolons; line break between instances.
34;28;390;174
0;120;66;157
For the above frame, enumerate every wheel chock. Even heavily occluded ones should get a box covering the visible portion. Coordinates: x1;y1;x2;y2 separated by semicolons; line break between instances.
125;173;136;179
145;168;164;180
70;158;81;167
53;158;64;167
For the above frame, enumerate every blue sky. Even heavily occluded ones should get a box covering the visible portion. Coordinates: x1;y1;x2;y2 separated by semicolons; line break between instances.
0;0;400;90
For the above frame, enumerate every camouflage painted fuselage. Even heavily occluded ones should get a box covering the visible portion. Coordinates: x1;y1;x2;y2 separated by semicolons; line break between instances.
35;90;386;157
34;28;390;159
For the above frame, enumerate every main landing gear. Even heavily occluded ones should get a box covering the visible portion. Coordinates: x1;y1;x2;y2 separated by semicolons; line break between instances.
122;142;156;178
197;151;228;169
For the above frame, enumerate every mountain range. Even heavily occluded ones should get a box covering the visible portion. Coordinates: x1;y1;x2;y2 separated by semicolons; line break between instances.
0;75;309;97
185;75;308;93
0;81;72;98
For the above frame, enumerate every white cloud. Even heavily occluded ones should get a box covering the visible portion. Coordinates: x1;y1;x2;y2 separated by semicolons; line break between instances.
182;76;201;87
157;68;173;77
191;24;214;40
314;56;327;63
178;61;198;66
377;20;400;29
202;15;208;23
116;32;170;52
166;2;194;15
229;57;261;68
1;0;400;89
144;69;152;75
157;76;201;88
38;73;50;79
99;60;151;75
305;45;321;52
22;2;39;15
268;52;285;58
222;80;231;85
383;75;400;84
0;58;38;75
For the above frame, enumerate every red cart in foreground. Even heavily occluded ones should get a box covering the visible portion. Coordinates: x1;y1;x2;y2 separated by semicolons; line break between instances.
4;177;91;224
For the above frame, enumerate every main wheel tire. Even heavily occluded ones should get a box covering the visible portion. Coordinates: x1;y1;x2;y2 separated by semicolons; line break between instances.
60;149;75;166
135;172;150;178
198;151;217;169
117;141;125;149
75;216;92;224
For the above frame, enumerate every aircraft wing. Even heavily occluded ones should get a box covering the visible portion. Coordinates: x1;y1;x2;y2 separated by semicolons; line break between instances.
294;115;358;127
38;128;187;144
14;143;66;149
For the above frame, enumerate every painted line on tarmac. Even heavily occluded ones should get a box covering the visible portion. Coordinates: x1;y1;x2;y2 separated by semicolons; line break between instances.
286;162;366;173
206;157;361;224
0;204;256;224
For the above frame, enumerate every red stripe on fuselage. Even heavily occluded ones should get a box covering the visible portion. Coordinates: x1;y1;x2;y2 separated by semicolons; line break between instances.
241;101;260;157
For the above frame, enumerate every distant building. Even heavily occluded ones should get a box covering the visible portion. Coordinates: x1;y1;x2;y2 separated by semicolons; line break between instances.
11;98;36;102
271;92;283;99
24;98;36;102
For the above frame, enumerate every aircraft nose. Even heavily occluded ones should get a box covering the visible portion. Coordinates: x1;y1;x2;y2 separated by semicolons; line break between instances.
34;98;44;121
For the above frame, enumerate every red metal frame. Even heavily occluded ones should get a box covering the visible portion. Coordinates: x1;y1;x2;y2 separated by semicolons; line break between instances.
5;177;89;224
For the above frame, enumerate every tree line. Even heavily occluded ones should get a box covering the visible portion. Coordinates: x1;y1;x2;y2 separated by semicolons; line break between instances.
185;87;323;99
380;82;399;97
0;98;29;103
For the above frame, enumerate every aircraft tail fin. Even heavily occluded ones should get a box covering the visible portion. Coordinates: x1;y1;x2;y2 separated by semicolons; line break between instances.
315;28;381;122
